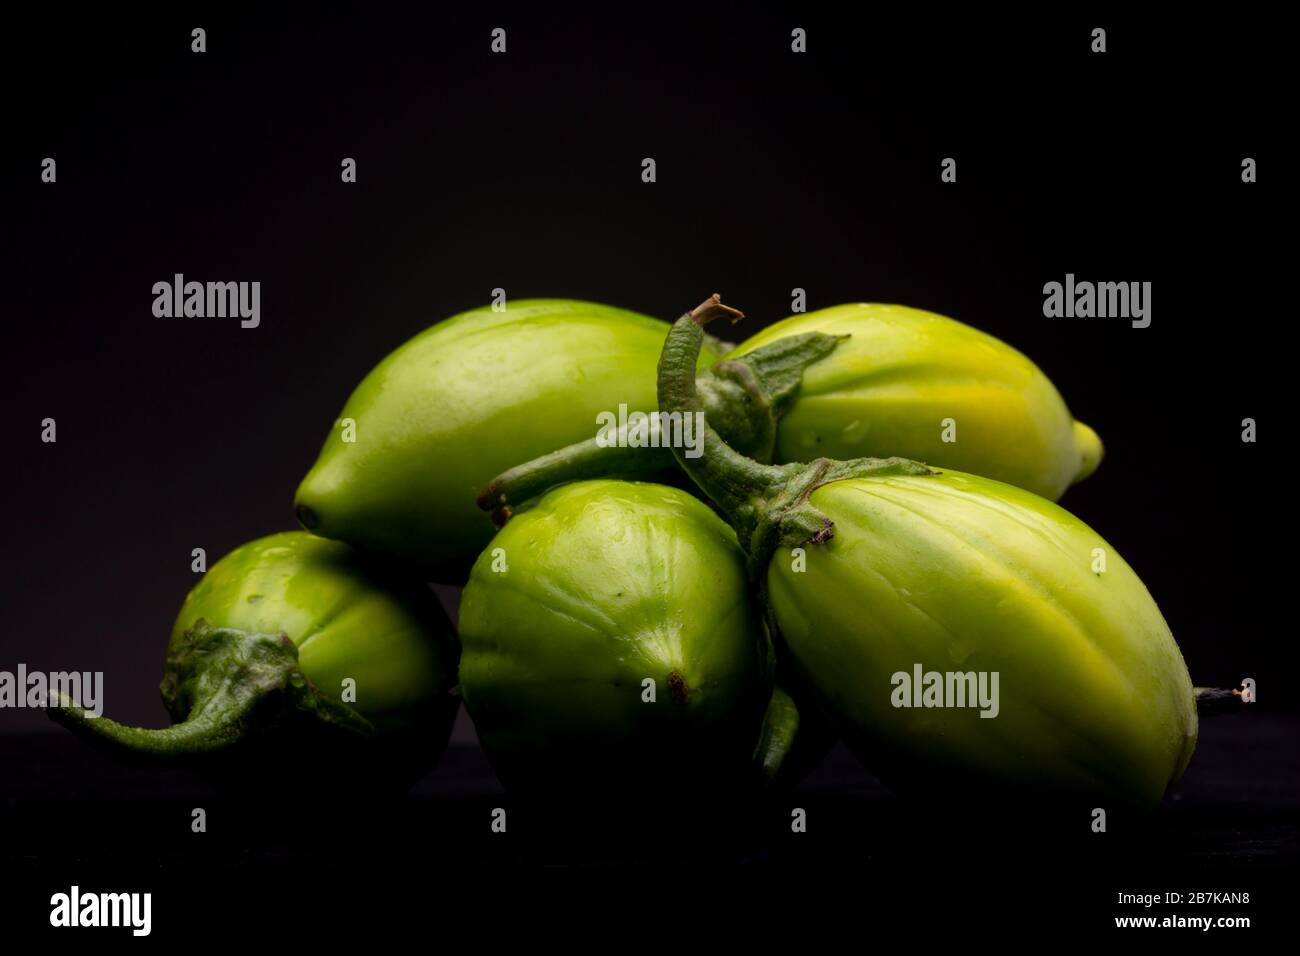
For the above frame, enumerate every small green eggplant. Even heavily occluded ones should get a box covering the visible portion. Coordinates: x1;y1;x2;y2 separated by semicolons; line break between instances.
731;304;1102;498
657;297;1197;807
51;532;459;791
458;480;771;794
293;299;730;582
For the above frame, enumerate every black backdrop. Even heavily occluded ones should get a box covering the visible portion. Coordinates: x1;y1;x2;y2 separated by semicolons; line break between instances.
5;10;1288;724
2;8;1293;936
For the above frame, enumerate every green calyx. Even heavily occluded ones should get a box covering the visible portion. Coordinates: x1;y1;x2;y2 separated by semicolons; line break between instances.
51;620;373;767
657;295;938;579
702;329;849;462
476;310;846;523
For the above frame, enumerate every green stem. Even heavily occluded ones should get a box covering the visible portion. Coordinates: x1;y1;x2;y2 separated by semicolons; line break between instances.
658;296;934;570
478;311;848;521
49;621;373;767
657;296;794;548
53;693;262;759
754;684;802;783
753;683;838;787
477;438;674;527
703;329;851;461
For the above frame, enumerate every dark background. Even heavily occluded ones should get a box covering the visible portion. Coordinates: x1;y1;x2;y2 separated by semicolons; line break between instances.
2;7;1292;935
4;9;1288;725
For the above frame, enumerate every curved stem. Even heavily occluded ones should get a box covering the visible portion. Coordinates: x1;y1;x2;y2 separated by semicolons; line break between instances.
49;623;373;768
660;296;935;574
479;321;850;519
657;295;792;545
50;693;261;760
477;437;675;517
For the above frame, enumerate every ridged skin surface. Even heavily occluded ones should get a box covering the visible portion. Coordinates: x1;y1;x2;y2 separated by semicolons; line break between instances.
731;305;1102;500
295;300;723;580
172;532;457;734
768;470;1197;805
459;481;767;791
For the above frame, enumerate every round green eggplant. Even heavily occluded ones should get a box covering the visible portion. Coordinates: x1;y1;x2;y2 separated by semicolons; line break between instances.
458;480;771;794
294;299;727;581
51;532;459;791
657;297;1197;807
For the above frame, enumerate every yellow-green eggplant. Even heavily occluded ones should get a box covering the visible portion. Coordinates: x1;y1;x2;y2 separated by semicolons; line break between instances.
657;297;1197;807
294;299;731;582
731;304;1101;498
481;302;1101;519
458;480;772;794
51;532;459;791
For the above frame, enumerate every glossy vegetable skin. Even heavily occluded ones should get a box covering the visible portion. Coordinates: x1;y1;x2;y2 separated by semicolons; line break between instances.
458;480;771;793
658;298;1196;806
769;471;1197;804
294;299;725;581
730;304;1102;500
51;532;459;791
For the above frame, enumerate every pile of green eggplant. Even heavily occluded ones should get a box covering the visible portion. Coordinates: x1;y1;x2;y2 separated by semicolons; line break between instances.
54;294;1204;807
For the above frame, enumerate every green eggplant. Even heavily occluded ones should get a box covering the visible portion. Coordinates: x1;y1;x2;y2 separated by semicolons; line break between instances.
458;480;772;794
730;304;1102;499
481;302;1101;518
51;532;459;791
293;299;731;582
657;297;1197;807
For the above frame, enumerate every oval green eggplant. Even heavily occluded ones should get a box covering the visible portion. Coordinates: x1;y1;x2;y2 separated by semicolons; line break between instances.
481;301;1100;520
727;303;1100;499
51;532;459;791
658;297;1196;807
458;480;771;794
769;472;1197;804
294;299;726;581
